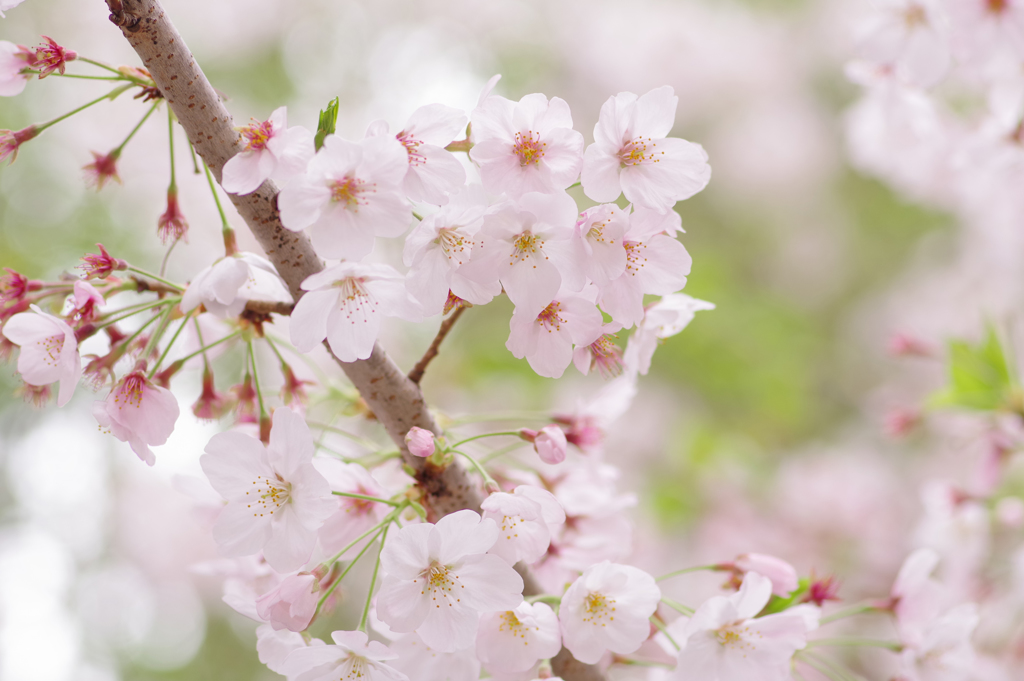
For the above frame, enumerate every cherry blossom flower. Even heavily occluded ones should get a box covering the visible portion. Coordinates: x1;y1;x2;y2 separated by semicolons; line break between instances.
222;107;315;196
280;630;408;681
733;553;799;597
559;561;661;664
561;204;628;293
157;188;189;242
70;280;105;323
83;150;122;189
572;323;624;378
948;0;1024;72
520;425;569;464
93;366;179;465
278;134;409;260
623;293;715;374
368;607;481;681
476;601;562;674
898;602;979;681
0;0;28;18
1;305;81;406
78;243;127;280
256;572;321;632
376;509;525;652
507;290;604;378
0;40;29;97
597;220;693;329
403;185;501;315
20;36;76;79
200;408;335;572
315;458;390;556
675;572;820;681
192;366;233;421
404;427;435;458
458;191;577;318
367;103;468;205
0;126;38;164
0;267;35;302
581;86;710;212
181;252;291;318
256;625;326;678
470;93;584;198
856;0;951;87
481;484;565;565
289;262;421;363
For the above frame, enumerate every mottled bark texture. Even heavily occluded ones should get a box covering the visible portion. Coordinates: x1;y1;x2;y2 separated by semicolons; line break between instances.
105;1;604;676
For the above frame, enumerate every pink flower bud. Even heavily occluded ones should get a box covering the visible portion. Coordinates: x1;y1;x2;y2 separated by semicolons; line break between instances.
255;573;320;632
521;425;568;464
0;126;38;165
889;332;934;358
79;244;128;280
405;426;435;458
734;553;799;596
805;573;841;606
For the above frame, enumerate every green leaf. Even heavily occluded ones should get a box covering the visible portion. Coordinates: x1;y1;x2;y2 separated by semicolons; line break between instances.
929;326;1016;412
314;97;339;151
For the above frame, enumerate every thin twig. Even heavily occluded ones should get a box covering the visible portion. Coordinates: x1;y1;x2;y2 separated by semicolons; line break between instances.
408;305;467;384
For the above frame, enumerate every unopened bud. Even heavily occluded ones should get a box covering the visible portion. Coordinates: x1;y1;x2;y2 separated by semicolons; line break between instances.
405;426;436;458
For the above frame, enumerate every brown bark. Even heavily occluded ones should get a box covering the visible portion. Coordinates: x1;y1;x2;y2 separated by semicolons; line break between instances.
105;2;604;677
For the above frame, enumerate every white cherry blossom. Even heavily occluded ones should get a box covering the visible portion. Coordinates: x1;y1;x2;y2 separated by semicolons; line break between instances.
0;41;28;97
470;93;583;198
280;630;408;681
93;367;179;466
623;293;715;375
279;134;410;260
200;408;335;572
675;572;819;681
256;572;320;632
481;484;565;565
582;86;710;212
856;0;951;88
2;305;81;406
289;262;420;363
506;290;604;379
376;509;525;652
476;601;561;674
181;252;291;318
367;103;467;205
559;561;661;664
561;204;628;293
0;0;28;18
256;625;326;680
222;106;315;195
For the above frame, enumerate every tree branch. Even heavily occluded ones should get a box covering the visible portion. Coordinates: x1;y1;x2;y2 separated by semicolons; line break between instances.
105;3;604;677
408;304;466;385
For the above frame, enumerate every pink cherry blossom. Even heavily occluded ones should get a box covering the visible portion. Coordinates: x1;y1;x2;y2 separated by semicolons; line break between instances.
572;323;624;378
559;561;661;664
402;185;500;315
0;126;37;164
598;218;693;329
315;458;390;556
280;630;408;681
481;484;565;565
368;607;481;681
581;86;711;212
1;306;81;406
256;572;321;632
733;553;799;597
78;243;127;280
0;40;28;97
376;509;524;652
20;36;76;79
561;204;628;293
256;624;326;678
181;252;291;318
898;603;979;681
367;103;468;205
507;290;604;379
675;572;820;681
289;262;421;363
200;408;335;572
470;93;584;198
404;427;436;458
222;107;314;196
856;0;951;87
458;192;577;318
278;134;410;260
70;280;104;324
93;367;179;465
623;293;715;375
476;601;561;674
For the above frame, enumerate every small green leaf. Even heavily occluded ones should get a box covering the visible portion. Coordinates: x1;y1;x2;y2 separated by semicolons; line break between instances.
314;97;339;151
929;326;1016;412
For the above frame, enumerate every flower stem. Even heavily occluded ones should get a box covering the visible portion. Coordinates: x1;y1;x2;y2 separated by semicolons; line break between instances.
95;297;176;330
248;341;268;420
114;101;161;156
450;431;523;449
202;160;234;241
807;638;902;652
452;450;500;489
650;615;680;651
660;597;695;615
160;237;180;277
306;421;379;451
149;309;194;378
656;565;720;582
316;527;386;615
35;88;124;134
526;594;562;606
174;328;241;368
141;304;174;364
77;57;124;75
332;491;400;507
820;604;884;625
359;524;389;633
125;266;184;292
167;107;178;193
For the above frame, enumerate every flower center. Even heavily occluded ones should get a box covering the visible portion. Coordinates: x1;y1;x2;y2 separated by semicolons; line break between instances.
623;241;648;276
715;624;754;651
500;514;525;540
498;610;535;640
333;277;379;324
536;301;567;332
513;130;546;166
240;119;274;151
246;473;291;517
987;0;1009;14
617;137;662;167
582;591;616;625
436;227;469;265
339;652;370;681
418;561;465;607
113;371;147;410
330;175;373;210
903;3;927;26
511;230;544;265
36;333;63;367
398;131;427;166
587;335;623;378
